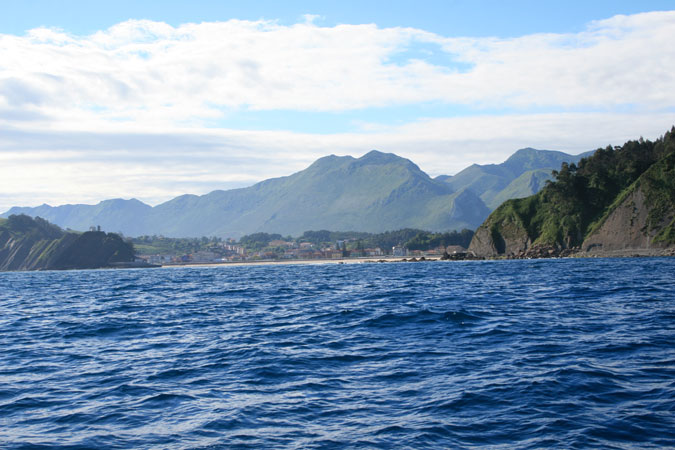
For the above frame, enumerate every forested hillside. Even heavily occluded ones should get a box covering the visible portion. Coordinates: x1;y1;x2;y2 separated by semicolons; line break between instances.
470;127;675;257
0;215;135;271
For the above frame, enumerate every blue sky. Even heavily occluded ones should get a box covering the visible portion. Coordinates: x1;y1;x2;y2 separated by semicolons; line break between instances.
1;1;674;210
3;0;674;37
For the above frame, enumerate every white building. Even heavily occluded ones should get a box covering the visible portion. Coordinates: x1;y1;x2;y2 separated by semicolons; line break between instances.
392;246;408;257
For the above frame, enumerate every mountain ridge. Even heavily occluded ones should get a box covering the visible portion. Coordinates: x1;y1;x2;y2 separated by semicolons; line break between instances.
440;148;593;209
3;148;589;238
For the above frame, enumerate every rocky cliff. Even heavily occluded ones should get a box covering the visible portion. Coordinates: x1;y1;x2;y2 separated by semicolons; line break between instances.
582;150;675;255
468;127;675;258
468;209;531;257
0;215;135;271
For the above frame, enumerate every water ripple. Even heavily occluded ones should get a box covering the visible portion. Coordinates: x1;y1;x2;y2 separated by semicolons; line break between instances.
1;258;674;448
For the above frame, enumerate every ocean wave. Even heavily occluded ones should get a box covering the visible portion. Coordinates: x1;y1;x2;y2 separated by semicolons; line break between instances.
1;257;674;448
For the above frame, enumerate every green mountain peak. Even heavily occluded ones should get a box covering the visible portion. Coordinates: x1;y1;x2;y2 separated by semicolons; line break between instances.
2;147;593;238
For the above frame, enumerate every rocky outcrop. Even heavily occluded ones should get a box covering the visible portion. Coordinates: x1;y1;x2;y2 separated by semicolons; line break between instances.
468;208;532;257
581;147;675;256
581;187;674;257
0;215;135;271
469;176;675;259
467;226;496;257
469;127;675;259
511;244;579;259
583;186;662;254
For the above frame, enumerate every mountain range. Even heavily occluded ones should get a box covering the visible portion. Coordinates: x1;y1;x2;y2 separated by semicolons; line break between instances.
437;147;595;209
3;148;590;238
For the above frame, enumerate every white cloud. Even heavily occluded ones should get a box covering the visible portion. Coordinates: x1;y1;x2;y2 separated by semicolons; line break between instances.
0;11;674;211
1;11;674;125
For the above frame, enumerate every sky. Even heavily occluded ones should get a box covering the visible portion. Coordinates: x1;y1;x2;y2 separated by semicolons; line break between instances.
1;0;675;211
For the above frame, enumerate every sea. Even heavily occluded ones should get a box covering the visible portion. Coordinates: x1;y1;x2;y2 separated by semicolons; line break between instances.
1;258;674;449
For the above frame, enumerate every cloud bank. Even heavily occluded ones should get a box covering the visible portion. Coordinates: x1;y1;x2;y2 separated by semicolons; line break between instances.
1;11;674;211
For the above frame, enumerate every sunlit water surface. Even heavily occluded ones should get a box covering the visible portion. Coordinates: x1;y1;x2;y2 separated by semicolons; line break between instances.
1;258;674;449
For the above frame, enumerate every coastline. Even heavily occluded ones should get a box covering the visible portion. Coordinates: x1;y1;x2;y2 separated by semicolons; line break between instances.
157;247;675;269
2;249;672;273
473;243;675;261
159;256;405;269
577;247;675;258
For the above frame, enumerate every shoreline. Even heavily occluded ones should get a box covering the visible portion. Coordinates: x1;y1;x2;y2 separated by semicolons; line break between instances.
156;248;675;269
492;246;675;260
1;251;673;273
159;256;405;269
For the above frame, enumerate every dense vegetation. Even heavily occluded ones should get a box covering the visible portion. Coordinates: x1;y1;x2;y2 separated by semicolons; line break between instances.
237;228;475;253
132;235;225;255
637;149;675;242
239;233;286;251
482;127;675;248
0;215;135;271
298;229;421;251
405;229;474;250
132;228;475;256
441;147;592;209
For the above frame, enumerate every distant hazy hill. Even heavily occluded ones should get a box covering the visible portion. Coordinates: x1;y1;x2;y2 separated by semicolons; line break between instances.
3;148;590;238
438;148;593;209
142;151;492;237
0;215;134;271
3;151;490;237
469;128;675;257
6;199;152;237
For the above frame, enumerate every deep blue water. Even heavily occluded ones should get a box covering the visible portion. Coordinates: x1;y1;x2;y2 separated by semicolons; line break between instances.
1;258;674;449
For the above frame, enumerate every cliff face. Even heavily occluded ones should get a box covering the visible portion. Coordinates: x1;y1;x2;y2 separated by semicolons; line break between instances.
582;186;656;252
468;127;675;258
468;211;531;257
0;215;134;271
582;151;675;255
